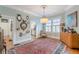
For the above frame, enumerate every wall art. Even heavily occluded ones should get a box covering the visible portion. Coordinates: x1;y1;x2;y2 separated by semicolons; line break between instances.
16;14;22;22
16;14;30;37
20;20;27;31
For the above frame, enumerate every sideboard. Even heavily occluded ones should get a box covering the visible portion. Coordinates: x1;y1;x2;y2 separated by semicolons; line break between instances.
60;32;79;48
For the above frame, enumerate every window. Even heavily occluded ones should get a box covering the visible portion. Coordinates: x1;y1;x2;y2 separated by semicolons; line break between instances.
45;20;51;32
45;18;60;33
52;18;60;33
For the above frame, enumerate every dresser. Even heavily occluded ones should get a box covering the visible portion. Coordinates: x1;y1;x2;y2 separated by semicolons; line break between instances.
60;32;79;48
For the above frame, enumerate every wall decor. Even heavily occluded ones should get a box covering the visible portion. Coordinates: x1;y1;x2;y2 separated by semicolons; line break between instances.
0;15;8;23
26;16;29;20
66;11;77;27
20;20;27;31
16;14;30;37
26;30;30;33
19;32;23;37
24;16;29;22
16;14;22;22
1;18;8;23
16;27;20;31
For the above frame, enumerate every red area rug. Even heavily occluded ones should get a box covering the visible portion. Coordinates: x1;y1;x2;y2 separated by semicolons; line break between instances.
9;38;60;54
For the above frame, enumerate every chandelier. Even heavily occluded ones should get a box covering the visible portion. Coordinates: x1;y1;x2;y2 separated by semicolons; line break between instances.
40;5;48;24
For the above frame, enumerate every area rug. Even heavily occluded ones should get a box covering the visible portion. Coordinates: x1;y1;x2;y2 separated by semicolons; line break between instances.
8;38;62;54
53;42;64;54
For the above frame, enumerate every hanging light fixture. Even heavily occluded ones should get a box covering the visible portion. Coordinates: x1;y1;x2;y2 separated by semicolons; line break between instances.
40;5;48;24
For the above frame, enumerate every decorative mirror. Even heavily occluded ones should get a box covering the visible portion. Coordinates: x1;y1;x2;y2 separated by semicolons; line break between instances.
24;16;29;22
16;27;20;31
16;14;22;22
26;30;30;33
26;16;29;20
20;20;27;31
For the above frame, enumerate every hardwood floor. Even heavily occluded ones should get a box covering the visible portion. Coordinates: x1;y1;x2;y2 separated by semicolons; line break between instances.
64;45;79;54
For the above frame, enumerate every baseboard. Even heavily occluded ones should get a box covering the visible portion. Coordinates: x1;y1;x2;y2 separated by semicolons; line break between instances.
14;39;34;47
47;36;60;40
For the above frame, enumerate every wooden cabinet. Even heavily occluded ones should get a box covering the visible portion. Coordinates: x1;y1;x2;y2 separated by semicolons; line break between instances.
60;32;79;48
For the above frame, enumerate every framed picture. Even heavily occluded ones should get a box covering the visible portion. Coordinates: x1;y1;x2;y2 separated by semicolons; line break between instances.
66;11;77;27
1;18;8;23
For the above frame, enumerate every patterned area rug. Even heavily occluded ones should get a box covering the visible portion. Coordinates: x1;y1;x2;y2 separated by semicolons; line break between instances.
53;42;67;54
8;38;65;54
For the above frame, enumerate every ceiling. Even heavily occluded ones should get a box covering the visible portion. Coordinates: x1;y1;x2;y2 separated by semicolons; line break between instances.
4;5;74;17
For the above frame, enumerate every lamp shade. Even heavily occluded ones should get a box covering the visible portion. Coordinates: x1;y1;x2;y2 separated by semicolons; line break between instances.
40;17;48;24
